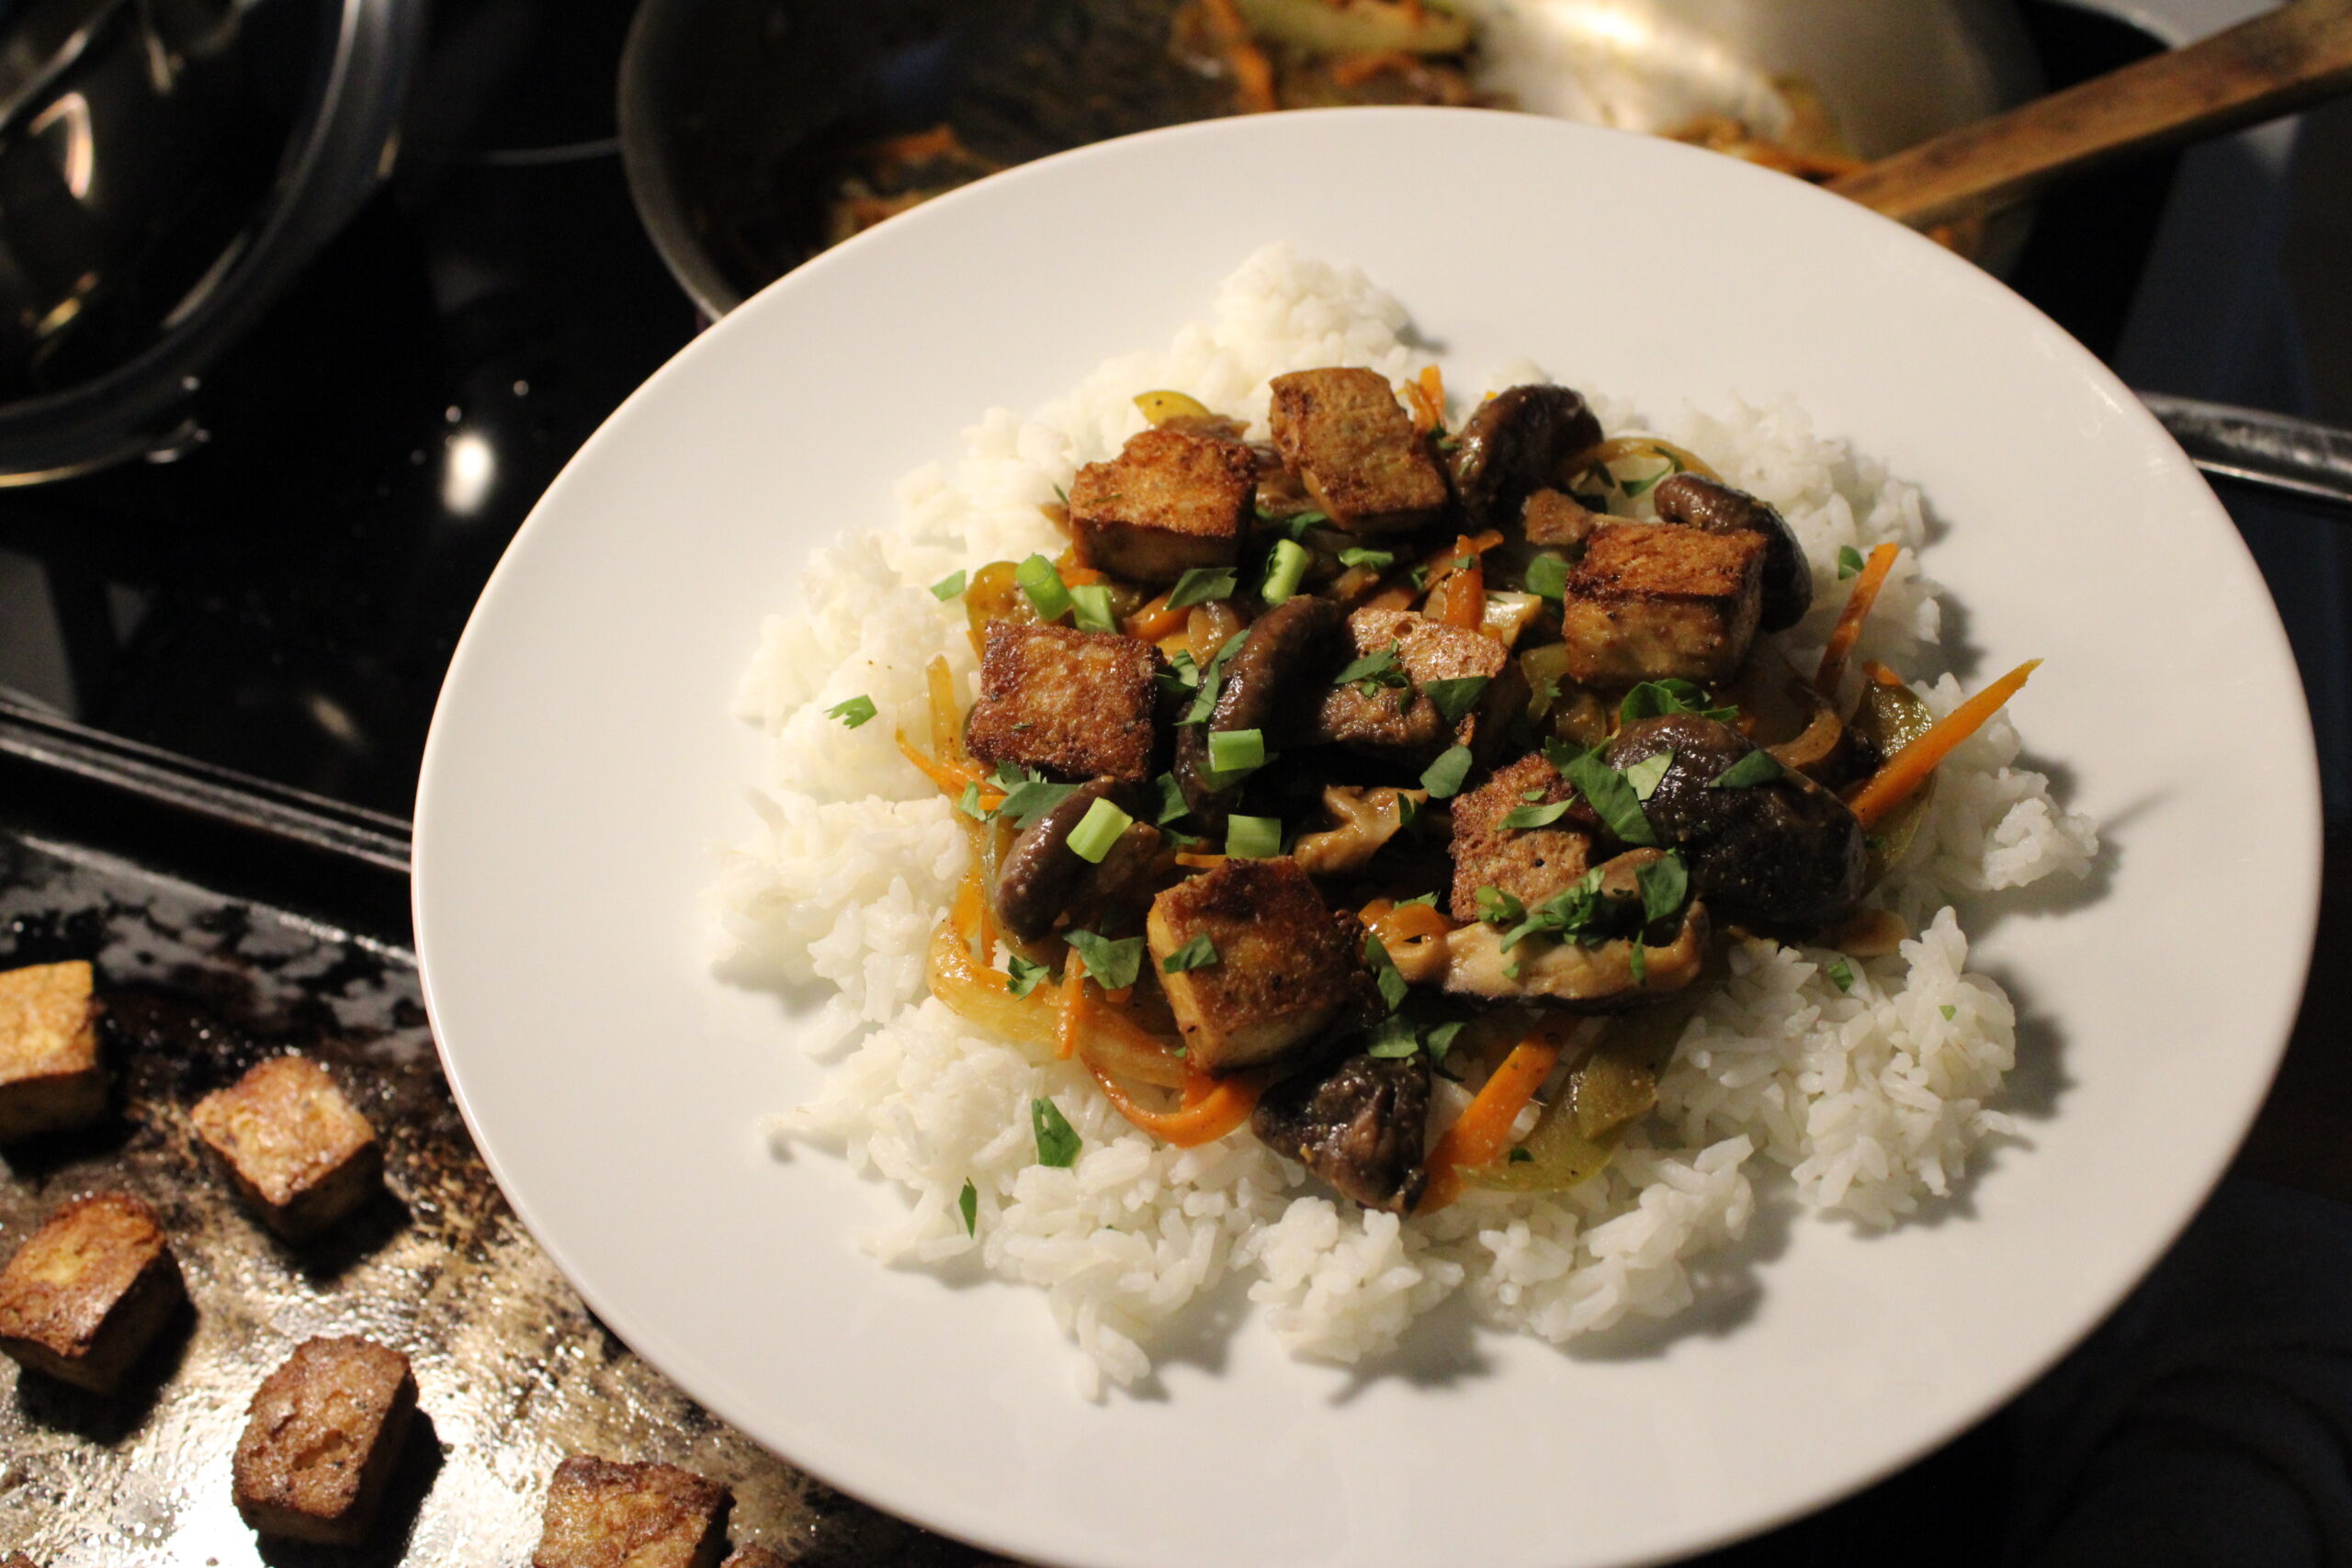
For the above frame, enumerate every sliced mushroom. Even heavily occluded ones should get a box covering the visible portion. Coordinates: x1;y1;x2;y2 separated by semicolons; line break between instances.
1442;850;1711;1010
1449;384;1605;531
1251;1048;1431;1213
1292;785;1426;875
1606;713;1865;933
1176;596;1348;826
993;779;1162;942
1651;472;1812;632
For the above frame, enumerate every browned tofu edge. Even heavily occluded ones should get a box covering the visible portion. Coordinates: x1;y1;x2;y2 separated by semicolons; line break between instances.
0;959;105;1142
1069;428;1252;584
1268;368;1446;530
189;1055;382;1242
533;1455;732;1568
233;1337;419;1546
1447;755;1600;922
964;621;1159;783
1145;858;1363;1073
0;1193;186;1393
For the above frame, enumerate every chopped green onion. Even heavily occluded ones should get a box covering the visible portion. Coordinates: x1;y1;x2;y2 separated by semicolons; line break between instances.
1066;797;1134;863
1166;566;1238;610
1423;676;1490;727
1227;814;1282;859
1629;938;1647;985
1502;800;1574;830
1508;1147;1533;1164
1338;546;1396;571
1261;538;1310;604
1562;751;1657;845
1838;545;1865;580
1031;1098;1081;1168
1637;852;1688;926
1623;750;1674;801
1940;1003;1958;1021
1420;744;1475;799
1283;509;1331;539
958;1179;978;1235
1016;554;1073;622
1006;955;1050;998
826;695;878;728
1064;930;1144;991
1069;583;1117;633
932;570;968;601
1710;750;1784;789
1524;553;1569;602
1364;933;1408;1011
1207;728;1266;777
1826;957;1856;993
1161;934;1219;973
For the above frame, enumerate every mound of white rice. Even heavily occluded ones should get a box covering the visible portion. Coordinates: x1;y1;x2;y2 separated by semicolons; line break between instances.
710;244;2098;1396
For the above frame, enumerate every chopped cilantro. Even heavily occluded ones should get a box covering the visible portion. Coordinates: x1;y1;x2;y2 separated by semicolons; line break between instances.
1338;546;1396;571
826;694;877;728
1152;772;1189;825
1365;1014;1421;1059
1005;954;1050;998
1031;1098;1081;1168
1180;631;1251;727
1710;750;1785;789
1629;938;1647;985
992;764;1077;827
1524;552;1569;602
1838;545;1865;580
1423;676;1490;728
1623;750;1674;801
1619;679;1737;728
1420;744;1475;799
1364;932;1408;1012
1424;1021;1464;1061
1064;929;1144;990
1397;891;1440;908
1562;750;1657;846
1474;886;1526;925
1166;566;1239;610
959;1179;978;1235
1502;800;1574;830
1336;643;1406;694
956;780;987;820
1161;934;1219;973
931;570;968;601
1508;1147;1533;1164
1940;1003;1958;1021
1637;852;1689;928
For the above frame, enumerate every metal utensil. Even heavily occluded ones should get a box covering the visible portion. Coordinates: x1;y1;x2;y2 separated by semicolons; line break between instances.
2142;394;2352;514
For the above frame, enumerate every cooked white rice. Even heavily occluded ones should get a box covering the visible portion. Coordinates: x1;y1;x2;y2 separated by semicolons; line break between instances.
710;244;2098;1396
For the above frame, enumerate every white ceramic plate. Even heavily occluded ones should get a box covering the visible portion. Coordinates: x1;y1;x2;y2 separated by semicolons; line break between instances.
413;109;2319;1568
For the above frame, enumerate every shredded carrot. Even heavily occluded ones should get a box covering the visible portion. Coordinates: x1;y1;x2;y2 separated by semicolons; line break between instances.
950;868;986;949
1574;436;1722;483
898;731;996;802
1330;49;1418;87
1057;952;1087;1061
860;124;960;165
1198;0;1277;112
1417;528;1503;578
1404;366;1446;434
1846;660;2041;829
1086;1059;1265;1146
1362;897;1453;949
1175;852;1228;869
1124;591;1191;642
1816;542;1899;692
925;655;961;761
1862;660;1907;688
1419;1023;1573;1212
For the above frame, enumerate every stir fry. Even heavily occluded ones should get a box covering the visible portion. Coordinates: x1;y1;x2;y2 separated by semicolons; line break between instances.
889;369;2034;1217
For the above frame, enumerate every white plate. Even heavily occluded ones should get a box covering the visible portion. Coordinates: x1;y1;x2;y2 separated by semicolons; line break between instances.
413;110;2320;1568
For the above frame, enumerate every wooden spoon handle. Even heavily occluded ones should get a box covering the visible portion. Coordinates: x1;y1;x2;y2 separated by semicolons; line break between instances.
1828;0;2352;229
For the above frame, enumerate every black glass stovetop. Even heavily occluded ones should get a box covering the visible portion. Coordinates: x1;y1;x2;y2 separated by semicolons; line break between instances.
0;0;2183;823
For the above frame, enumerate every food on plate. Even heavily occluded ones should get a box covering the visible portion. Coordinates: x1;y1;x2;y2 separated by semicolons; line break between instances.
191;1055;382;1242
716;247;2097;1393
532;1456;731;1568
233;1336;420;1545
0;958;107;1141
721;1549;788;1568
0;1192;187;1393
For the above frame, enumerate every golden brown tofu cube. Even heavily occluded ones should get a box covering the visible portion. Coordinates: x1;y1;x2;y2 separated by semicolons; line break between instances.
533;1456;731;1568
0;959;105;1141
0;1193;185;1393
233;1336;418;1545
1268;368;1447;533
964;622;1159;784
1448;753;1600;922
1147;859;1361;1075
720;1551;789;1568
1312;608;1509;761
1521;488;1604;549
190;1055;381;1243
1558;522;1766;685
1069;427;1254;586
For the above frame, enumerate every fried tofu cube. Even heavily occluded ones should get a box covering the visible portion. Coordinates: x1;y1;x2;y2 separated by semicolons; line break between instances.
0;959;106;1141
190;1055;381;1242
1521;488;1604;549
1312;608;1510;761
532;1456;731;1568
721;1551;788;1568
964;622;1159;784
1068;427;1254;585
233;1336;418;1545
1268;368;1447;533
1558;522;1766;685
1147;858;1361;1075
0;1193;185;1393
1448;753;1600;922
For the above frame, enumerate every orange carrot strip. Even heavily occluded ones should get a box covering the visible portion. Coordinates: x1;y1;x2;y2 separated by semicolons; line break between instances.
1404;366;1446;434
1199;0;1277;112
1816;542;1899;692
1124;591;1191;642
1330;49;1418;87
1086;1059;1265;1147
897;732;996;802
1862;660;1907;688
1057;953;1087;1061
1845;660;2041;829
1438;554;1486;628
1574;436;1723;484
925;655;961;761
1175;852;1228;870
1418;1022;1572;1213
1363;898;1453;949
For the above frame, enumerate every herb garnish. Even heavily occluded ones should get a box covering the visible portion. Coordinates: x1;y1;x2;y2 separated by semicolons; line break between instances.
1509;1147;1533;1164
1637;852;1689;928
931;570;968;601
1180;631;1251;727
1474;886;1525;924
1524;553;1569;603
1826;957;1856;993
1338;546;1396;571
1031;1098;1081;1168
1066;797;1134;863
1623;750;1674;801
991;763;1078;827
1151;772;1189;825
1418;745;1471;799
1336;642;1407;698
826;695;877;728
1710;750;1784;789
1940;1003;1958;1021
1561;750;1657;846
1063;929;1144;990
1501;800;1574;830
1069;583;1117;633
1015;554;1073;622
1166;566;1239;610
1838;545;1865;580
1365;1014;1420;1058
1005;955;1050;998
1161;934;1219;973
1226;814;1282;860
1364;932;1408;1011
1618;679;1738;728
1423;676;1490;727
